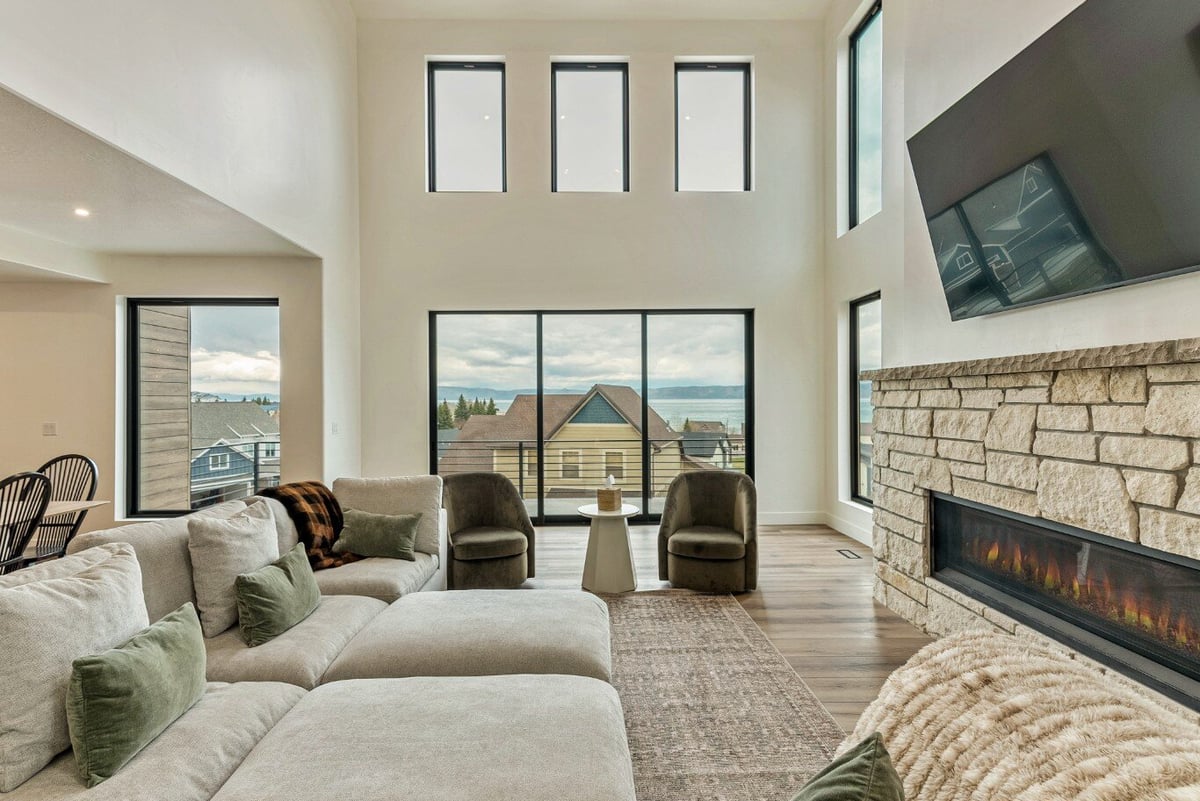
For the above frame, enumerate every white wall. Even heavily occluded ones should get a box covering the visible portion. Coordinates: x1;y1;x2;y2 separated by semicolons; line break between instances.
0;257;323;531
0;0;362;479
820;0;1200;543
358;19;826;521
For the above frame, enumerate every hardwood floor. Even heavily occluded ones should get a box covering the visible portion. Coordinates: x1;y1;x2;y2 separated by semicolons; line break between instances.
528;523;931;732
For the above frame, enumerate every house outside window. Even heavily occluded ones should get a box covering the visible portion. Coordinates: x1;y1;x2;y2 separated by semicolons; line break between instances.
604;451;625;480
262;443;279;458
561;450;582;479
850;293;882;504
209;453;230;471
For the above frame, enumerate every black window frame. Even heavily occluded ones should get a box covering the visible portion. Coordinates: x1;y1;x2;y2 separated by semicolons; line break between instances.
551;62;630;193
849;291;881;506
428;308;755;525
848;1;882;229
125;297;280;518
674;62;752;193
427;60;508;193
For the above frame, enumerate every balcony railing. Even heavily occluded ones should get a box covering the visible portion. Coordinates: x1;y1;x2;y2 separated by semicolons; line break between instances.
436;436;744;518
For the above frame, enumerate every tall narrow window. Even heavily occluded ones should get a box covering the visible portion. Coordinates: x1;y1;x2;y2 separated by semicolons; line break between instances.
428;61;506;192
127;300;281;516
850;293;882;504
675;63;751;192
849;3;883;226
552;62;628;192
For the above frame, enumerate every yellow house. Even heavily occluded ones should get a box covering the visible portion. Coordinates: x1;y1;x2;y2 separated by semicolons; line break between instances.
440;384;692;501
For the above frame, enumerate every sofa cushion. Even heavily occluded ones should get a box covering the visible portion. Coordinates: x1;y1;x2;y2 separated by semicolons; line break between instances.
790;732;903;801
324;590;612;682
205;595;385;688
189;501;279;637
5;682;304;801
667;526;746;560
66;603;207;786
247;496;302;554
209;675;637;801
333;509;419;561
235;544;322;647
332;475;443;555
0;544;149;792
312;553;438;603
451;525;527;561
68;499;249;623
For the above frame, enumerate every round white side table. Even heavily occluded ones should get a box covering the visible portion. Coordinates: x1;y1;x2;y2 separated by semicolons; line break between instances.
578;503;639;594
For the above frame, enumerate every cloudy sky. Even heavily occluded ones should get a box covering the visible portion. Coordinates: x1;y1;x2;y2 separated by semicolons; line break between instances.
190;306;280;397
436;313;746;390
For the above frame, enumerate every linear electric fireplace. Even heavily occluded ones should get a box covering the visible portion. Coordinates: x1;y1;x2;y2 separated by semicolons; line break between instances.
932;492;1200;710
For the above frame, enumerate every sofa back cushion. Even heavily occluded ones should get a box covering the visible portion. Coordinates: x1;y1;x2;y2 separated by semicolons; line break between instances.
188;501;279;637
333;476;443;556
68;500;247;622
0;543;149;791
247;496;302;554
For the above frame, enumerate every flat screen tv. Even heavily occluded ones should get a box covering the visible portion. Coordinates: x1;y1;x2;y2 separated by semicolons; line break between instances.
908;0;1200;320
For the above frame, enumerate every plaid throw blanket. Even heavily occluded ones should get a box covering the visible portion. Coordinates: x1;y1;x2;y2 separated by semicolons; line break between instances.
260;481;362;571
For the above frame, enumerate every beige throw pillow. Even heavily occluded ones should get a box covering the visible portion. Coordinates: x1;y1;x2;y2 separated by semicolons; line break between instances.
0;543;149;792
188;501;279;638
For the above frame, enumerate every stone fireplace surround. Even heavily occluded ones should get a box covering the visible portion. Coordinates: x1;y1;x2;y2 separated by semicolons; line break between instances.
865;337;1200;718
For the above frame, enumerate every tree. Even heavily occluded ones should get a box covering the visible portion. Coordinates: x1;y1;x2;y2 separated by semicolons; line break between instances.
454;394;470;425
486;398;497;415
471;397;486;415
437;400;454;430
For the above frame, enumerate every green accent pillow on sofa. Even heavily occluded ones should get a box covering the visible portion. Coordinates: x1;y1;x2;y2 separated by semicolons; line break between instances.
791;732;904;801
66;603;206;787
235;543;321;647
333;509;421;561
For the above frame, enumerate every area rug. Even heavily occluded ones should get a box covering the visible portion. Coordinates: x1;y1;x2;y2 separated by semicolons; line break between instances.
605;591;846;801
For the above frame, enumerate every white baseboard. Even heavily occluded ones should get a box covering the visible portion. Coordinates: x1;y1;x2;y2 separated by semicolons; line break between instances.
824;510;872;547
758;511;827;526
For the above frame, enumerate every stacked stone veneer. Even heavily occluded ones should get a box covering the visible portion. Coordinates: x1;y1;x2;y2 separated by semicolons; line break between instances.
866;338;1200;643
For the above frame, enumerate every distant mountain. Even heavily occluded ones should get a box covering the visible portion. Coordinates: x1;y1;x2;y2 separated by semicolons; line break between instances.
194;393;281;403
651;386;744;400
436;385;743;400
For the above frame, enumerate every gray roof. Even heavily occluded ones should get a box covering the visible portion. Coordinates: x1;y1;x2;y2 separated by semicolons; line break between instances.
191;402;280;450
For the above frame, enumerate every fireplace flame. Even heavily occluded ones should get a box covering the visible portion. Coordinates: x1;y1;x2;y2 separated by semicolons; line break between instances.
1044;560;1061;592
963;534;1198;659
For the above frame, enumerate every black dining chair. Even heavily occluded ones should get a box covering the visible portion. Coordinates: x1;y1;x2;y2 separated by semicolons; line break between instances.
22;455;99;565
0;472;52;575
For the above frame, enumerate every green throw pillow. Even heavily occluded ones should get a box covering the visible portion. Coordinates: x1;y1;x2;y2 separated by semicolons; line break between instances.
332;509;422;561
791;732;904;801
235;543;321;647
66;603;206;787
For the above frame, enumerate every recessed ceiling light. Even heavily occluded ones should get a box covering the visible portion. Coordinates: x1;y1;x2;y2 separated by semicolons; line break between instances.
74;208;90;217
483;114;491;121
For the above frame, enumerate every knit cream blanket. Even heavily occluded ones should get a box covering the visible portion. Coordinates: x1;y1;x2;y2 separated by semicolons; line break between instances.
846;630;1200;800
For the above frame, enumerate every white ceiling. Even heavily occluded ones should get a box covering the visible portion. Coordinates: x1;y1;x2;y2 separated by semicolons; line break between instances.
352;0;833;21
0;86;310;258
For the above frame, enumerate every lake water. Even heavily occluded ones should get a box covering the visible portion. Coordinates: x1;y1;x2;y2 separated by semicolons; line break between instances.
493;397;746;433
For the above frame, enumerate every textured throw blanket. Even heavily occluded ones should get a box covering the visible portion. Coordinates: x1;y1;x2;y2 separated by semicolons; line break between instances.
260;481;362;571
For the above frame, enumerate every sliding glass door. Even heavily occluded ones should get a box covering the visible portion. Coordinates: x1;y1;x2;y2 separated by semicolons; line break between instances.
430;310;753;524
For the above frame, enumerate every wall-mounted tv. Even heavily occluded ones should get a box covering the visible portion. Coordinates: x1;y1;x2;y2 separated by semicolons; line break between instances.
908;0;1200;321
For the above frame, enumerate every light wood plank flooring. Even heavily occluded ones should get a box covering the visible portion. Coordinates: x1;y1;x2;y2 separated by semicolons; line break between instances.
528;523;931;732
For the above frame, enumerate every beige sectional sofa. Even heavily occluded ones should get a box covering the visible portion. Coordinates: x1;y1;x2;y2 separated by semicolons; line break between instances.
5;477;636;801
